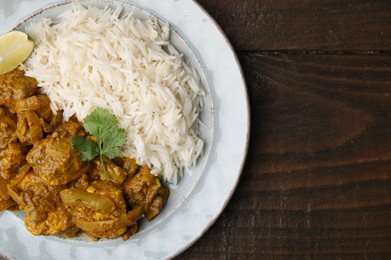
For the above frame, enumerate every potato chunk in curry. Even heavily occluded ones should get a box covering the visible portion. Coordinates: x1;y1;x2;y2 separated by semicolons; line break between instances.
0;70;38;113
26;118;89;186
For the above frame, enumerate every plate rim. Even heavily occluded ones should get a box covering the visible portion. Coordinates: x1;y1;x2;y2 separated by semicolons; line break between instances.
0;0;251;259
170;0;251;258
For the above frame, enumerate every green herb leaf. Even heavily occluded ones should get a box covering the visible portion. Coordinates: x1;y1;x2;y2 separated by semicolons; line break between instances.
72;136;99;161
83;108;118;144
72;108;127;180
100;128;127;159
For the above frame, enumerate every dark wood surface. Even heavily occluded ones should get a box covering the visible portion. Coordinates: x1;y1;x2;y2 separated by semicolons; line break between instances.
175;0;391;259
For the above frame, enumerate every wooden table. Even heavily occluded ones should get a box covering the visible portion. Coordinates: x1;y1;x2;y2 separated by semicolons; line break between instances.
176;0;391;259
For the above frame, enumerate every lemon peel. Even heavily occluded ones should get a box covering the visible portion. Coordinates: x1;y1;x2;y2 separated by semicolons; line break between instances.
0;31;34;74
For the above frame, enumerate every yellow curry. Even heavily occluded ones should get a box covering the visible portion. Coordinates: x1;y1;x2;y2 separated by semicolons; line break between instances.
0;69;169;240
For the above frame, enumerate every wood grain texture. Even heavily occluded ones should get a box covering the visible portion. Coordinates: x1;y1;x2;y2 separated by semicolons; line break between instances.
1;1;390;259
175;53;391;259
195;0;391;52
182;3;391;258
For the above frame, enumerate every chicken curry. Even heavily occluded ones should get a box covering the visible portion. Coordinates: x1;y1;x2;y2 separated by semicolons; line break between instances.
0;69;169;240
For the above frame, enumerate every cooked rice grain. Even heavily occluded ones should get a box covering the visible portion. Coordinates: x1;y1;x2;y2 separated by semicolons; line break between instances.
23;5;205;183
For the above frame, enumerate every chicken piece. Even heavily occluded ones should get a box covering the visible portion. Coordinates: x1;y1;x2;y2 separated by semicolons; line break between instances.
26;119;90;186
0;106;14;117
90;157;128;185
123;166;169;221
10;170;77;236
0;109;26;179
60;180;141;240
15;95;63;144
0;70;38;113
0;142;26;180
16;95;52;120
0;112;18;150
0;176;15;211
15;110;43;144
117;157;139;179
0;176;9;200
0;199;15;211
6;164;31;206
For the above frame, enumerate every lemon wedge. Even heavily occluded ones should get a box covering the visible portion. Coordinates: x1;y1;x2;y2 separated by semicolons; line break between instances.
0;31;34;75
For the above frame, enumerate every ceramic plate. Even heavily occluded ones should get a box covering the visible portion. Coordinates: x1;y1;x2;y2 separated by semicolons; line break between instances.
0;1;250;259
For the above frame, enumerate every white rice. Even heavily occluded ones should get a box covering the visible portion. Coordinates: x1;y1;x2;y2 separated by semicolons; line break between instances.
23;5;205;184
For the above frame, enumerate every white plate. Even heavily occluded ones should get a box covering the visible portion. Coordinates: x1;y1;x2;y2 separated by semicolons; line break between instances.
0;1;250;259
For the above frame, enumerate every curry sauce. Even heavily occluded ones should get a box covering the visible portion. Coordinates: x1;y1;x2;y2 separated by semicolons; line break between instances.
0;69;169;240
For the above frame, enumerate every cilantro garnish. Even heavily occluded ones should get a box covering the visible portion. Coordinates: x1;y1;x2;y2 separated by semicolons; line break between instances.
72;108;127;180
